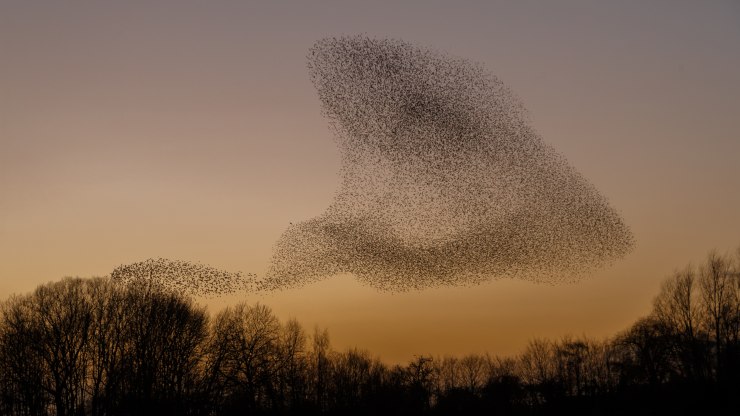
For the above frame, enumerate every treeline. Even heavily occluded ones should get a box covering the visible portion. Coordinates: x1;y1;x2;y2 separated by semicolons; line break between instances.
1;248;739;415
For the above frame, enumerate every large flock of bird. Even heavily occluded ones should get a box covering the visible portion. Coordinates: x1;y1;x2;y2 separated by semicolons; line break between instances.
111;36;633;296
264;36;634;292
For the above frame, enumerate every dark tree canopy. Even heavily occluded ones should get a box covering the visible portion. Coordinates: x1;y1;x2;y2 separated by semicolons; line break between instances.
1;244;739;415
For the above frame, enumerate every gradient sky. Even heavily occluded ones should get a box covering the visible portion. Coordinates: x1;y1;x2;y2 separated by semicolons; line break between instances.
1;1;739;363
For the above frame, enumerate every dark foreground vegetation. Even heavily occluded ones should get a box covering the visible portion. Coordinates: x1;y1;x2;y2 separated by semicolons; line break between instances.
1;247;739;415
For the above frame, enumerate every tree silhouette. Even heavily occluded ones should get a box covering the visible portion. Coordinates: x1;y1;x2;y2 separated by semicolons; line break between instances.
1;244;739;415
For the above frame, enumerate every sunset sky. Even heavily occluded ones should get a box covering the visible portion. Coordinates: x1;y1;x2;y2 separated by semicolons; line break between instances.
1;1;739;363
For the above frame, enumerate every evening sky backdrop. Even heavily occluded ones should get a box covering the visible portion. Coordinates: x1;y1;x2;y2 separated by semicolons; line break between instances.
1;1;739;363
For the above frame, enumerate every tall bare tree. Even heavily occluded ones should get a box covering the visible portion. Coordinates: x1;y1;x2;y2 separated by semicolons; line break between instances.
699;251;735;381
206;302;281;412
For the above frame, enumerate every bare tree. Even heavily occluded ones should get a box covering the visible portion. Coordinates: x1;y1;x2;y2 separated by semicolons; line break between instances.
85;278;129;415
614;316;674;386
0;294;49;416
406;355;436;411
310;326;332;412
458;354;487;394
655;266;700;341
519;338;555;387
484;354;518;383
28;279;93;416
330;348;377;409
435;355;460;393
274;318;309;411
699;251;735;381
653;266;709;380
206;302;281;412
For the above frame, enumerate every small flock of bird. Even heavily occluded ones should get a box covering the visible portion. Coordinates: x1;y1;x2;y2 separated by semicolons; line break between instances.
109;258;258;297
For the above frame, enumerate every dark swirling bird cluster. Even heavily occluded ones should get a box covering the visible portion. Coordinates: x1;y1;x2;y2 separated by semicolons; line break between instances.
110;258;257;297
110;36;633;296
263;36;634;292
